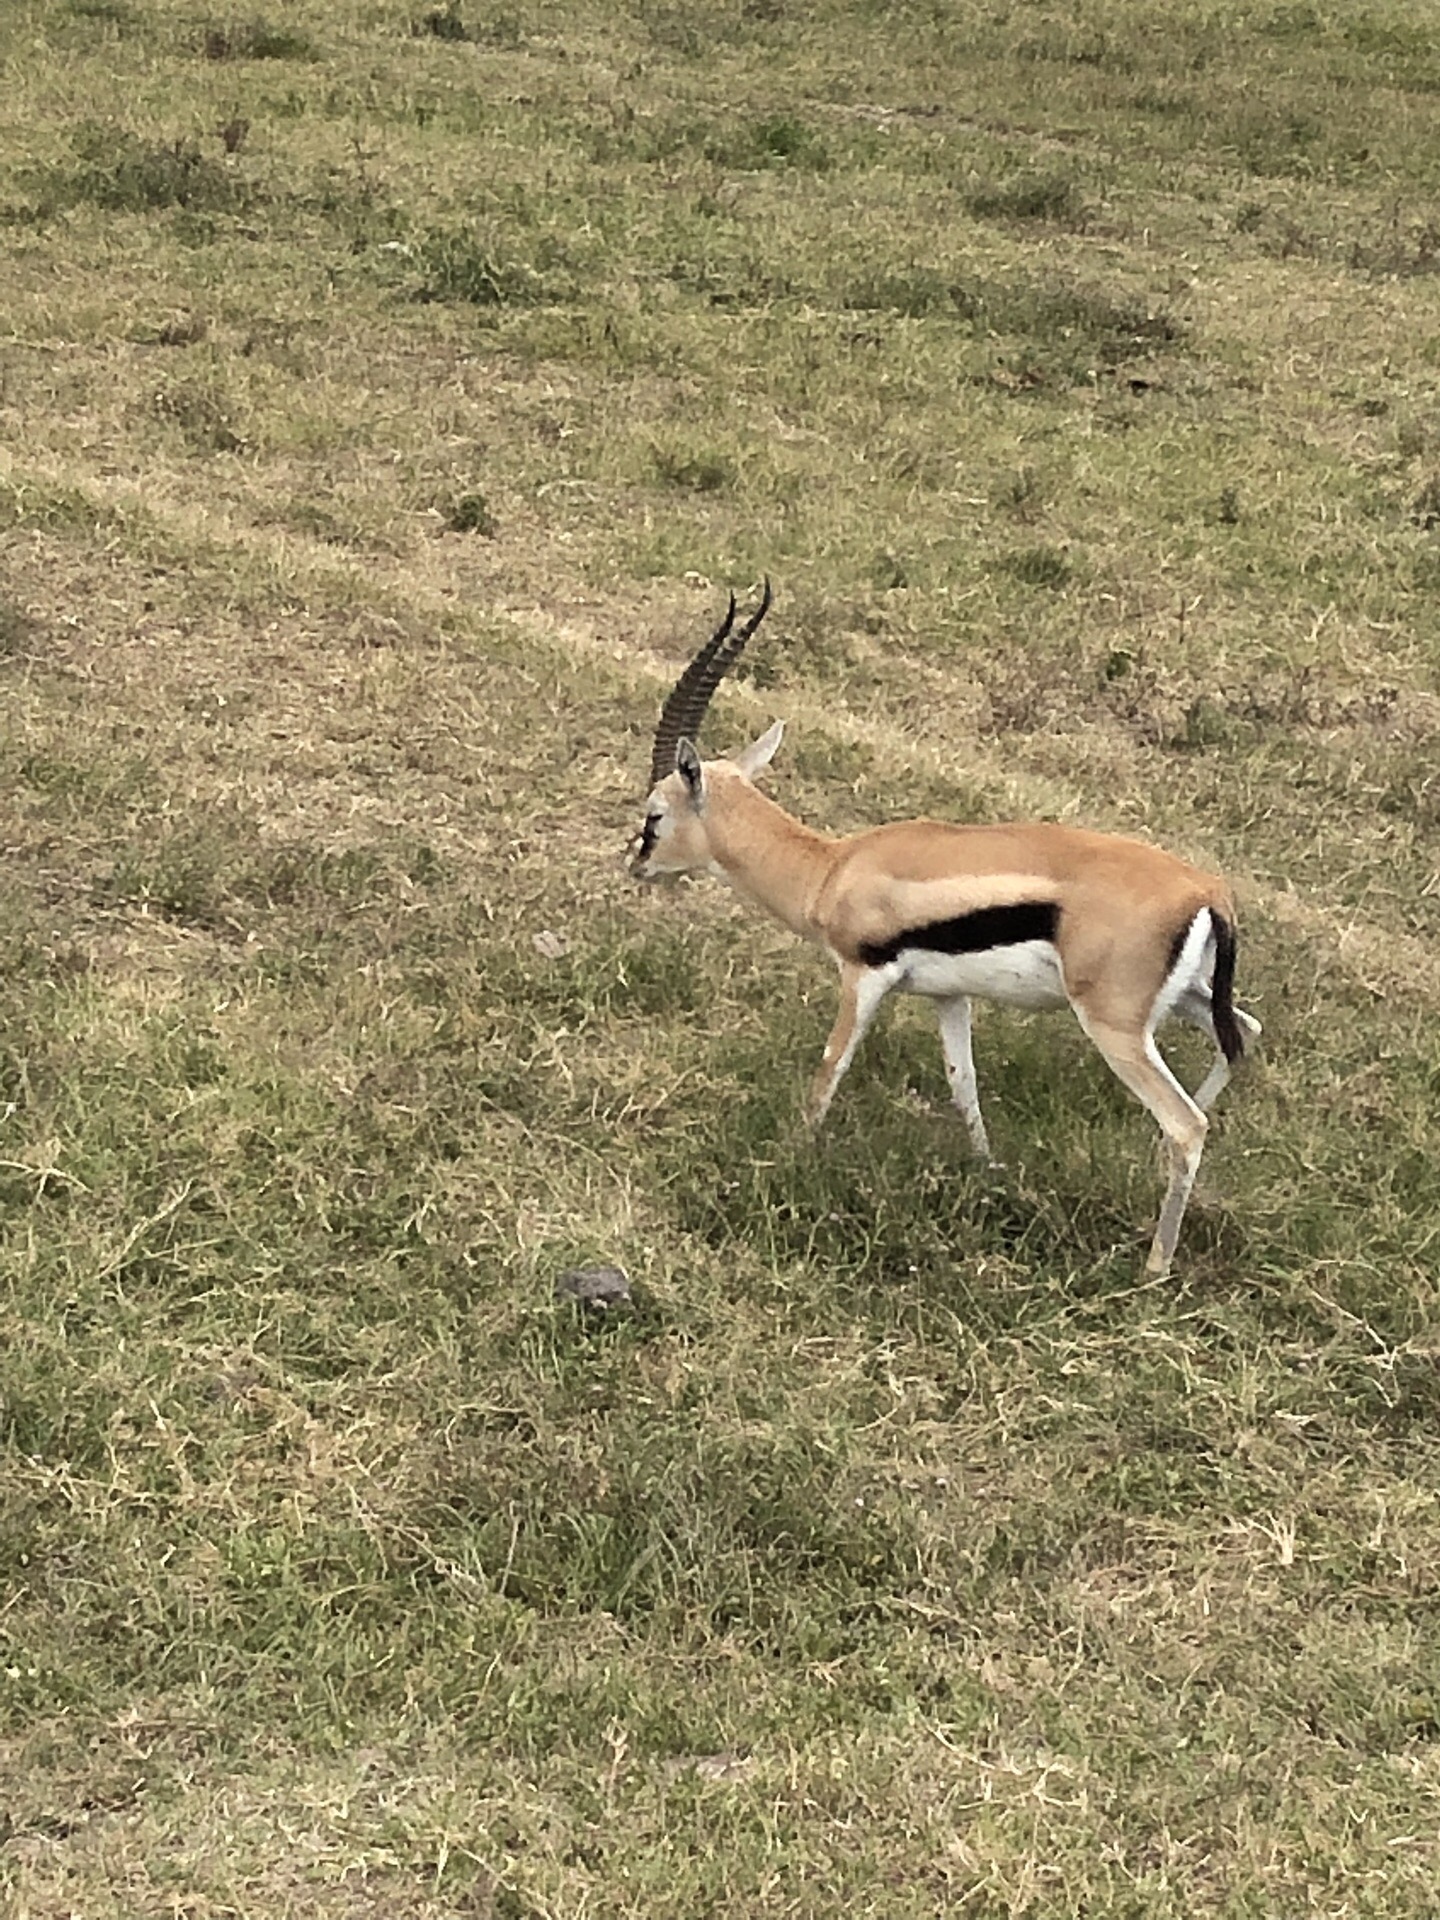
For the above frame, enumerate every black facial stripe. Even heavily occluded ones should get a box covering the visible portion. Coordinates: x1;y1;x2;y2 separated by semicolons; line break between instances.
636;813;660;860
858;900;1060;970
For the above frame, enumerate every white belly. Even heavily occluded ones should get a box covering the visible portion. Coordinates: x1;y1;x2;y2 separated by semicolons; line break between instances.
898;940;1069;1010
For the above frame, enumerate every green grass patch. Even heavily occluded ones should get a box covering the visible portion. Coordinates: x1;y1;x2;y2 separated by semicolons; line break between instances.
415;226;576;307
46;125;255;215
200;18;320;61
963;167;1089;225
4;0;1440;1911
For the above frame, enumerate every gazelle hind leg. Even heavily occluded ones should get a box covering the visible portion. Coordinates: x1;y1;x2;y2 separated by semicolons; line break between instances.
1076;1012;1209;1276
936;995;995;1162
807;962;898;1129
1174;988;1262;1113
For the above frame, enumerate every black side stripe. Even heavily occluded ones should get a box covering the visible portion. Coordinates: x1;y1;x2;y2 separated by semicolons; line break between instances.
858;900;1059;971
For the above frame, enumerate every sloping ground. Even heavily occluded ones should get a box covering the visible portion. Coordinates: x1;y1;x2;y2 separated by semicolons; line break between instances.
3;2;1440;1913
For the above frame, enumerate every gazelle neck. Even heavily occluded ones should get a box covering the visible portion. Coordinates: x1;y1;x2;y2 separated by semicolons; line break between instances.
701;771;834;941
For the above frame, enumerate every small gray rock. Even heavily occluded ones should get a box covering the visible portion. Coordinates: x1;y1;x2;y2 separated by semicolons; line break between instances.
555;1264;632;1310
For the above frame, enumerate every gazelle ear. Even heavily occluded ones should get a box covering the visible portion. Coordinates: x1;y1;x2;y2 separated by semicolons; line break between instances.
732;719;785;781
676;737;704;803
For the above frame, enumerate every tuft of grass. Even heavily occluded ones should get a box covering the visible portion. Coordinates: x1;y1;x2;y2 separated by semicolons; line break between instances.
414;227;567;307
42;126;252;215
964;168;1088;225
413;4;524;46
0;477;124;533
151;373;246;452
416;3;472;40
445;490;499;535
201;18;319;60
836;267;1181;376
1413;475;1440;528
706;114;832;173
994;465;1047;521
838;264;956;319
67;0;134;24
995;542;1074;588
0;600;38;658
1348;212;1440;278
150;311;209;346
651;445;736;493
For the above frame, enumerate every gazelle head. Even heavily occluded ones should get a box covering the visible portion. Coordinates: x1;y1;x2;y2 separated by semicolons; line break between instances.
629;579;783;880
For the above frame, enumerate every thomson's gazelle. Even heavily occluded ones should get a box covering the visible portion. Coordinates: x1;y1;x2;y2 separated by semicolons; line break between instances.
628;582;1259;1275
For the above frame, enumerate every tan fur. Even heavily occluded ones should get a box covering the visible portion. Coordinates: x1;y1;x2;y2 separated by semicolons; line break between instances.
631;744;1256;1275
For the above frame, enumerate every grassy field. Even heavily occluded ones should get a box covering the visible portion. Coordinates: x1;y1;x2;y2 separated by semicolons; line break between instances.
3;0;1440;1912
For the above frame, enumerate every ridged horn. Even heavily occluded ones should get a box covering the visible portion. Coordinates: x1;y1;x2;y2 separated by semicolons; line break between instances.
648;578;773;789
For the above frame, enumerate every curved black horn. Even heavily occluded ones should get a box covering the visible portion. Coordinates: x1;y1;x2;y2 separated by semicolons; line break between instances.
648;578;773;788
649;592;736;789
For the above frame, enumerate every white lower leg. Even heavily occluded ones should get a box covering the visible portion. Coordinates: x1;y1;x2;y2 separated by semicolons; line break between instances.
1147;1133;1205;1274
936;995;993;1161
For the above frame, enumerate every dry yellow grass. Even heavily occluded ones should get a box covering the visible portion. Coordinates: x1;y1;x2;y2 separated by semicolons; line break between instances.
3;0;1440;1913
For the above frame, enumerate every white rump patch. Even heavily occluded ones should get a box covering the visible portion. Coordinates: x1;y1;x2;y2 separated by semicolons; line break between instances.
1150;909;1214;1034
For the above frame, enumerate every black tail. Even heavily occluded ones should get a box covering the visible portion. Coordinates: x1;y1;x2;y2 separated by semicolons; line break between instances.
1210;911;1244;1065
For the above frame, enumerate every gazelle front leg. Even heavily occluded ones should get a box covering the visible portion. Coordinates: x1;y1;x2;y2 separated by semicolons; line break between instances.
936;995;996;1163
807;961;898;1129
